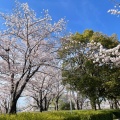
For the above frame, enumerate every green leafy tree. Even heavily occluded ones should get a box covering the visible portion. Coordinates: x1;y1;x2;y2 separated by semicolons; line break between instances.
59;29;119;110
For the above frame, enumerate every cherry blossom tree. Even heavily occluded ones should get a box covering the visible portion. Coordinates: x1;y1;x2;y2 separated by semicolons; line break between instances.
51;70;64;111
25;67;56;112
25;66;64;112
0;1;66;114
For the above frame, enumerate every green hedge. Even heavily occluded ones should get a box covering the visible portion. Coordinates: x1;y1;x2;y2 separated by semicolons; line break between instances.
113;110;120;119
75;111;112;120
0;110;116;120
107;109;120;119
0;113;64;120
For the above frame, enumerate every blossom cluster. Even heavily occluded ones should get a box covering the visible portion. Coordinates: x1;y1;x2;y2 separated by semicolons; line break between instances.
108;9;120;15
87;42;120;67
108;2;120;15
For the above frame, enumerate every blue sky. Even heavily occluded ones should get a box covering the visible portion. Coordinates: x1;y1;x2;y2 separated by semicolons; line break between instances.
0;0;120;39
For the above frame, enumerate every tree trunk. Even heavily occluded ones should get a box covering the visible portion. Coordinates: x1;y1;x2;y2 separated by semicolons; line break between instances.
114;98;118;109
44;96;47;111
90;98;96;110
8;77;29;114
47;102;50;110
96;99;101;110
76;99;80;110
9;73;17;114
110;103;114;109
55;98;59;110
9;100;17;114
80;101;83;110
39;90;43;112
98;103;101;110
109;100;114;109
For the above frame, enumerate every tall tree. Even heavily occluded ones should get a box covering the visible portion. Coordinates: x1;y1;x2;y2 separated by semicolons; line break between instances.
59;30;119;110
88;41;120;109
0;2;66;114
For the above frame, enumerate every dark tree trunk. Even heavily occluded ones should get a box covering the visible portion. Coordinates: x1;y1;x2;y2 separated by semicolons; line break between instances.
98;103;101;110
55;98;59;111
108;100;114;109
96;99;101;110
110;103;114;109
47;101;50;110
44;96;47;111
39;90;43;112
114;98;118;109
8;77;29;114
76;99;80;110
90;98;96;110
80;102;83;110
5;106;9;114
94;104;97;110
91;103;96;110
9;73;17;114
9;100;17;114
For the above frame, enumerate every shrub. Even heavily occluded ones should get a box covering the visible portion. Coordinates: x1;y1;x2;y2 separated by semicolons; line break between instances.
0;110;115;120
74;110;113;120
60;102;75;110
108;109;120;119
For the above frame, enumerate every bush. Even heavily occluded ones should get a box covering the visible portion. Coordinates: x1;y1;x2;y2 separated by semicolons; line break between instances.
42;110;113;120
60;102;75;110
108;109;120;119
0;113;65;120
74;110;113;120
0;110;114;120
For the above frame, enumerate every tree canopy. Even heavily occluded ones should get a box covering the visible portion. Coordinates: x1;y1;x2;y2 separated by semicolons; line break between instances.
59;29;120;110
